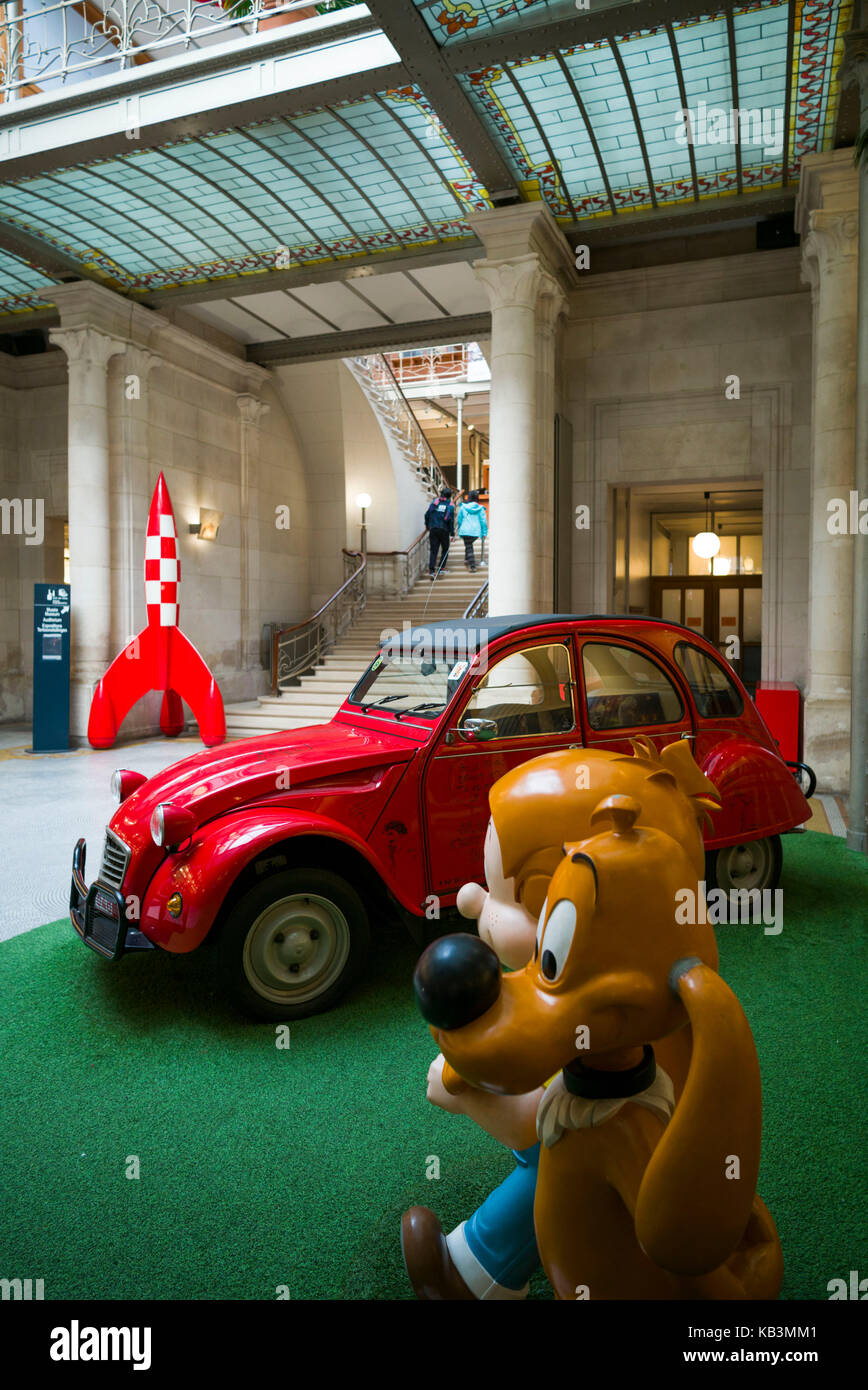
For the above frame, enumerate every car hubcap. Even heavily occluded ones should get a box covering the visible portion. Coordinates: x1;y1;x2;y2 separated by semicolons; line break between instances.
243;893;351;1004
716;840;773;892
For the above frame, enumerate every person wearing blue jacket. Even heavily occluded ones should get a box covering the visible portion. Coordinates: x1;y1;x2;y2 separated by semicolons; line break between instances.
457;491;488;572
424;487;455;577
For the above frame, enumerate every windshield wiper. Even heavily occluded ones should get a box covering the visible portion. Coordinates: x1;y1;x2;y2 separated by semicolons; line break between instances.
362;694;413;710
395;702;446;719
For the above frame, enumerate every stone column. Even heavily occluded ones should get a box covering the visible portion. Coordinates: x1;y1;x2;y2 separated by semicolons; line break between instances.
797;153;859;789
50;324;125;738
474;254;543;613
471;205;576;615
841;29;868;853
237;393;270;675
111;346;161;661
536;275;567;611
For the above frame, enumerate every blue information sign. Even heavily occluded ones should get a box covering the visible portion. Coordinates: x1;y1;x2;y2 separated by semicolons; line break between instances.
33;582;70;752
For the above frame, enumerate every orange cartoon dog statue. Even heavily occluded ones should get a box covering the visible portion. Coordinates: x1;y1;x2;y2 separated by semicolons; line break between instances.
412;741;782;1300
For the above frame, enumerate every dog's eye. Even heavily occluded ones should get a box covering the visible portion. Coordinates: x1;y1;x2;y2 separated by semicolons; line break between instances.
540;899;576;982
534;897;548;961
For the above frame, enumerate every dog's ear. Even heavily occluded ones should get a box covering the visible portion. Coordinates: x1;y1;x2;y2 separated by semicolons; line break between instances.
634;959;762;1277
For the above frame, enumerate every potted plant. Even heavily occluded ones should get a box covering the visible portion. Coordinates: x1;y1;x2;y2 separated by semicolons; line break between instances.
198;1;317;29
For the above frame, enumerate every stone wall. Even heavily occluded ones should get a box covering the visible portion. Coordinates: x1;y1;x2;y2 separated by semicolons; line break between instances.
565;246;812;688
0;352;68;723
0;297;314;733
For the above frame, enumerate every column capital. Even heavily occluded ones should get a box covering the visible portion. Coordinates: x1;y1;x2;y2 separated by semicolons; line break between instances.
474;254;545;312
120;344;163;379
537;270;568;337
49;324;126;372
468;203;576;288
801;208;859;291
236;392;270;427
795;149;857;237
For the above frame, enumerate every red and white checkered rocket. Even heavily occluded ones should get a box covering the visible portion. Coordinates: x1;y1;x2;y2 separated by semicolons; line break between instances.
88;472;225;748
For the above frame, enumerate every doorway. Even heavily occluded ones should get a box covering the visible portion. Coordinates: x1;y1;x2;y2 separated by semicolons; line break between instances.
649;576;762;689
613;484;764;693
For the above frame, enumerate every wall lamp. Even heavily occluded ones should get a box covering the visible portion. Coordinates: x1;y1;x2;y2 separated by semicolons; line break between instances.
188;509;223;541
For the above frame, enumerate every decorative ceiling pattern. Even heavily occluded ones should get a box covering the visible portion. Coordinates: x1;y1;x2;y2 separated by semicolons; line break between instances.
414;0;576;46
459;0;851;220
0;87;492;305
0;244;57;315
0;1;854;319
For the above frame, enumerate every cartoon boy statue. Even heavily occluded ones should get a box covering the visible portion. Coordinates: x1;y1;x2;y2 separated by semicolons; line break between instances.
401;738;720;1300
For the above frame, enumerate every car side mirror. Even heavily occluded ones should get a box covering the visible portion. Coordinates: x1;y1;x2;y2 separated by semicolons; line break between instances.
453;717;497;744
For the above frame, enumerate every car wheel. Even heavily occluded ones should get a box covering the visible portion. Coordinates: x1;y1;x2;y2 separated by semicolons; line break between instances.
706;835;783;894
215;868;370;1021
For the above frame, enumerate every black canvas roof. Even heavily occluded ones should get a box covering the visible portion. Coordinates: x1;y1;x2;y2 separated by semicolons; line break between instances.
389;613;697;648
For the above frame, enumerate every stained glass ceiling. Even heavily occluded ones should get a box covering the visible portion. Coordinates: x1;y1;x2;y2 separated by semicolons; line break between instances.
0;245;57;313
414;0;602;47
0;0;854;320
0;86;491;313
459;0;851;219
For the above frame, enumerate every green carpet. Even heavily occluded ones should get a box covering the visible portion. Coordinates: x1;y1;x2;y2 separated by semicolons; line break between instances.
0;831;865;1301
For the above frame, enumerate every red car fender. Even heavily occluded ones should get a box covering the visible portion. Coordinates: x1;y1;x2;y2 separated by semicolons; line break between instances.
140;807;399;954
701;739;811;847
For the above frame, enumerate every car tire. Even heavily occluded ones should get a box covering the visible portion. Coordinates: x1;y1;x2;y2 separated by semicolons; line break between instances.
705;835;783;895
215;868;370;1021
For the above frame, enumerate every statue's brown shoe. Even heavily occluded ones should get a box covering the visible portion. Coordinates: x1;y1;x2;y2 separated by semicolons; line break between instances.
401;1207;477;1300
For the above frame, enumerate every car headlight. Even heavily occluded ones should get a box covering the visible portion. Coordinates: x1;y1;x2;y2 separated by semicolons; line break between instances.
111;769;147;804
150;802;195;850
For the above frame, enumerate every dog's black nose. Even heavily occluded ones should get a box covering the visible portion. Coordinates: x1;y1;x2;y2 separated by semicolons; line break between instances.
414;934;501;1031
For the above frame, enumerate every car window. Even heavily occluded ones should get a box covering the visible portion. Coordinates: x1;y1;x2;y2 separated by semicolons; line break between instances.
674;642;744;718
461;643;575;739
582;643;683;730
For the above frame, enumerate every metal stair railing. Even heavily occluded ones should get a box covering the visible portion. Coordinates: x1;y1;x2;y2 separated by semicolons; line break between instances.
344;354;446;497
270;532;430;693
271;549;366;694
463;579;489;618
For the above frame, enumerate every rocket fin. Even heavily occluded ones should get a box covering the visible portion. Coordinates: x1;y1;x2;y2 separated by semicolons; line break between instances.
166;629;225;746
87;628;156;749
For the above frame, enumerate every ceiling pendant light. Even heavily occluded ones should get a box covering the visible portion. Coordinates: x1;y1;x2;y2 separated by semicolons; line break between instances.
692;491;721;560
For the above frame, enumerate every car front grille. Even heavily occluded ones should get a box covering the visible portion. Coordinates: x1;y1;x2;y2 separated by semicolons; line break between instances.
99;829;130;893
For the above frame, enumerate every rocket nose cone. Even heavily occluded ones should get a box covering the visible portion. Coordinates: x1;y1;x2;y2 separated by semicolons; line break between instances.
147;472;177;534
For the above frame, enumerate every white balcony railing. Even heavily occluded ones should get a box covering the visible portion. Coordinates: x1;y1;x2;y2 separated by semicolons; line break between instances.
384;342;491;388
0;0;358;104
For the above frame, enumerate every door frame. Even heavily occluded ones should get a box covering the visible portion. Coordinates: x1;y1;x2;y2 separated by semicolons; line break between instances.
575;631;695;753
649;576;762;681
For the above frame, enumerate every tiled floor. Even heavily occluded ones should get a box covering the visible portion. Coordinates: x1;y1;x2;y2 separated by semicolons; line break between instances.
0;723;851;945
803;794;850;838
0;729;205;943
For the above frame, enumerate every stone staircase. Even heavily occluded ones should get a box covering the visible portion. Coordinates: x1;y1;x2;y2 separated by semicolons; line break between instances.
224;566;485;736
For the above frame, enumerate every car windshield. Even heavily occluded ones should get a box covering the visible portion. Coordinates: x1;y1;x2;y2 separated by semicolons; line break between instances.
348;646;473;718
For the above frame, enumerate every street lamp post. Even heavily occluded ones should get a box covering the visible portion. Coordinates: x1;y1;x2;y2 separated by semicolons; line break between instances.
356;492;371;555
454;391;465;493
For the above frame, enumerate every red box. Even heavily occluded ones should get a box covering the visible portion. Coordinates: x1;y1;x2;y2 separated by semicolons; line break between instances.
754;682;801;762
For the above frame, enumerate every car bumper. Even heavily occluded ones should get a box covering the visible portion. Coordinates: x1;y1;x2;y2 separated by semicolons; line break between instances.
70;837;155;961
